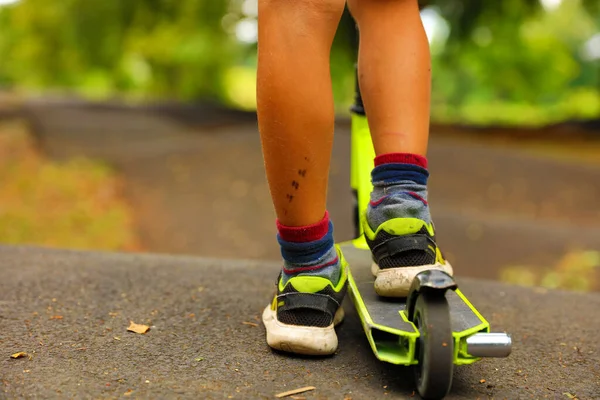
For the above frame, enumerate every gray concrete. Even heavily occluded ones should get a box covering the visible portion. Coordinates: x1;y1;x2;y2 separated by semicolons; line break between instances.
1;245;598;399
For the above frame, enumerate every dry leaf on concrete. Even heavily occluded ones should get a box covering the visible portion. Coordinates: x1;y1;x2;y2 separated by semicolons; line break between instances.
127;321;150;334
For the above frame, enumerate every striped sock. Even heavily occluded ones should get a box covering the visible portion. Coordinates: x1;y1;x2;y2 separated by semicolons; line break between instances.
277;211;341;286
366;153;431;230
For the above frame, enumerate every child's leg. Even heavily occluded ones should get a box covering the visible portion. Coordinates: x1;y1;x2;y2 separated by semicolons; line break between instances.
257;0;344;227
349;0;430;155
349;0;452;297
257;0;348;356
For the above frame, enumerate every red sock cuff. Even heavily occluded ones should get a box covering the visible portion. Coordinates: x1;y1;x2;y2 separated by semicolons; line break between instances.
277;211;330;243
374;153;428;169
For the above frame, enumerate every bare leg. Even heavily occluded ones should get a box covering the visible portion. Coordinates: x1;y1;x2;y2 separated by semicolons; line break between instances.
258;0;350;356
348;0;431;156
257;0;346;227
348;0;452;298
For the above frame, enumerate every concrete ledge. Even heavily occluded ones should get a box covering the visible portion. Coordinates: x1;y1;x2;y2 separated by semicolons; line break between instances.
1;245;598;399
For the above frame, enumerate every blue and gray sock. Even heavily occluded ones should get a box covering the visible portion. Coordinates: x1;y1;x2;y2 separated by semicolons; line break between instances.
366;153;431;231
277;211;340;286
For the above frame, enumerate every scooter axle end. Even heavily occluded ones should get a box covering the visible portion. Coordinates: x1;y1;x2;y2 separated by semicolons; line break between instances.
466;333;512;358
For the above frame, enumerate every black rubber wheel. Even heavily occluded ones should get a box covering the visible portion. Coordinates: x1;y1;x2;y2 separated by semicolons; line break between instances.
412;292;454;399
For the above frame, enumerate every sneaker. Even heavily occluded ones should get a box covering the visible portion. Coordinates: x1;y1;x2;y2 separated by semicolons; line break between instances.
361;214;453;297
262;245;348;356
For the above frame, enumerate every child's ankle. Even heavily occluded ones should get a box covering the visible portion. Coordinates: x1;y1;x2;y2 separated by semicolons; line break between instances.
277;212;340;286
367;152;431;230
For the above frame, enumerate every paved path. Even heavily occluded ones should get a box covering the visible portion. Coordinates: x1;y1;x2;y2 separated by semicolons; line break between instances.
1;245;599;399
22;101;600;289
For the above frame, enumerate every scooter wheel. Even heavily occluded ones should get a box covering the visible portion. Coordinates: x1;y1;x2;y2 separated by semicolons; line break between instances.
412;292;454;399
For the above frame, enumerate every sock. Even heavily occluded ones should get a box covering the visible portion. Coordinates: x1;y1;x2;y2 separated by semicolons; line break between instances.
366;153;431;230
277;211;340;286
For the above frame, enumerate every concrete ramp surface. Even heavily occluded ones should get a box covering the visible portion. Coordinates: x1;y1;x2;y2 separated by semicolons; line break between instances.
1;245;599;399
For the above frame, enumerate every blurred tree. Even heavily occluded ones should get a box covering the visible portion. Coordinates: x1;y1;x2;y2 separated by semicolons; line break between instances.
0;0;236;99
424;0;600;124
0;0;598;124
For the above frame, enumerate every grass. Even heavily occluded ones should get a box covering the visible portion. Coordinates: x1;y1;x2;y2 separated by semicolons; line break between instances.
0;119;140;251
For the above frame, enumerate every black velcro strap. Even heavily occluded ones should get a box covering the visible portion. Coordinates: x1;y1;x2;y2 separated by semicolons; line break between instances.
372;234;434;261
277;292;339;317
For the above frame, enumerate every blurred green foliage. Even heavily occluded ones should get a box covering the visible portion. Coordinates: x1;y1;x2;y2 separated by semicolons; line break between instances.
0;0;598;125
430;0;600;125
0;0;235;99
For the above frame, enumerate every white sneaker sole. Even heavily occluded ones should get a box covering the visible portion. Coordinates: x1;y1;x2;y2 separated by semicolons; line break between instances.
262;305;344;356
371;261;454;297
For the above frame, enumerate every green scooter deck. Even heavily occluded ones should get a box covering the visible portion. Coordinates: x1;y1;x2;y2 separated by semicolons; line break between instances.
341;240;490;366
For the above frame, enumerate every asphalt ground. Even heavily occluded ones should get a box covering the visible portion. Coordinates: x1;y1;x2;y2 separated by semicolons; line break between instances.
1;245;598;399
